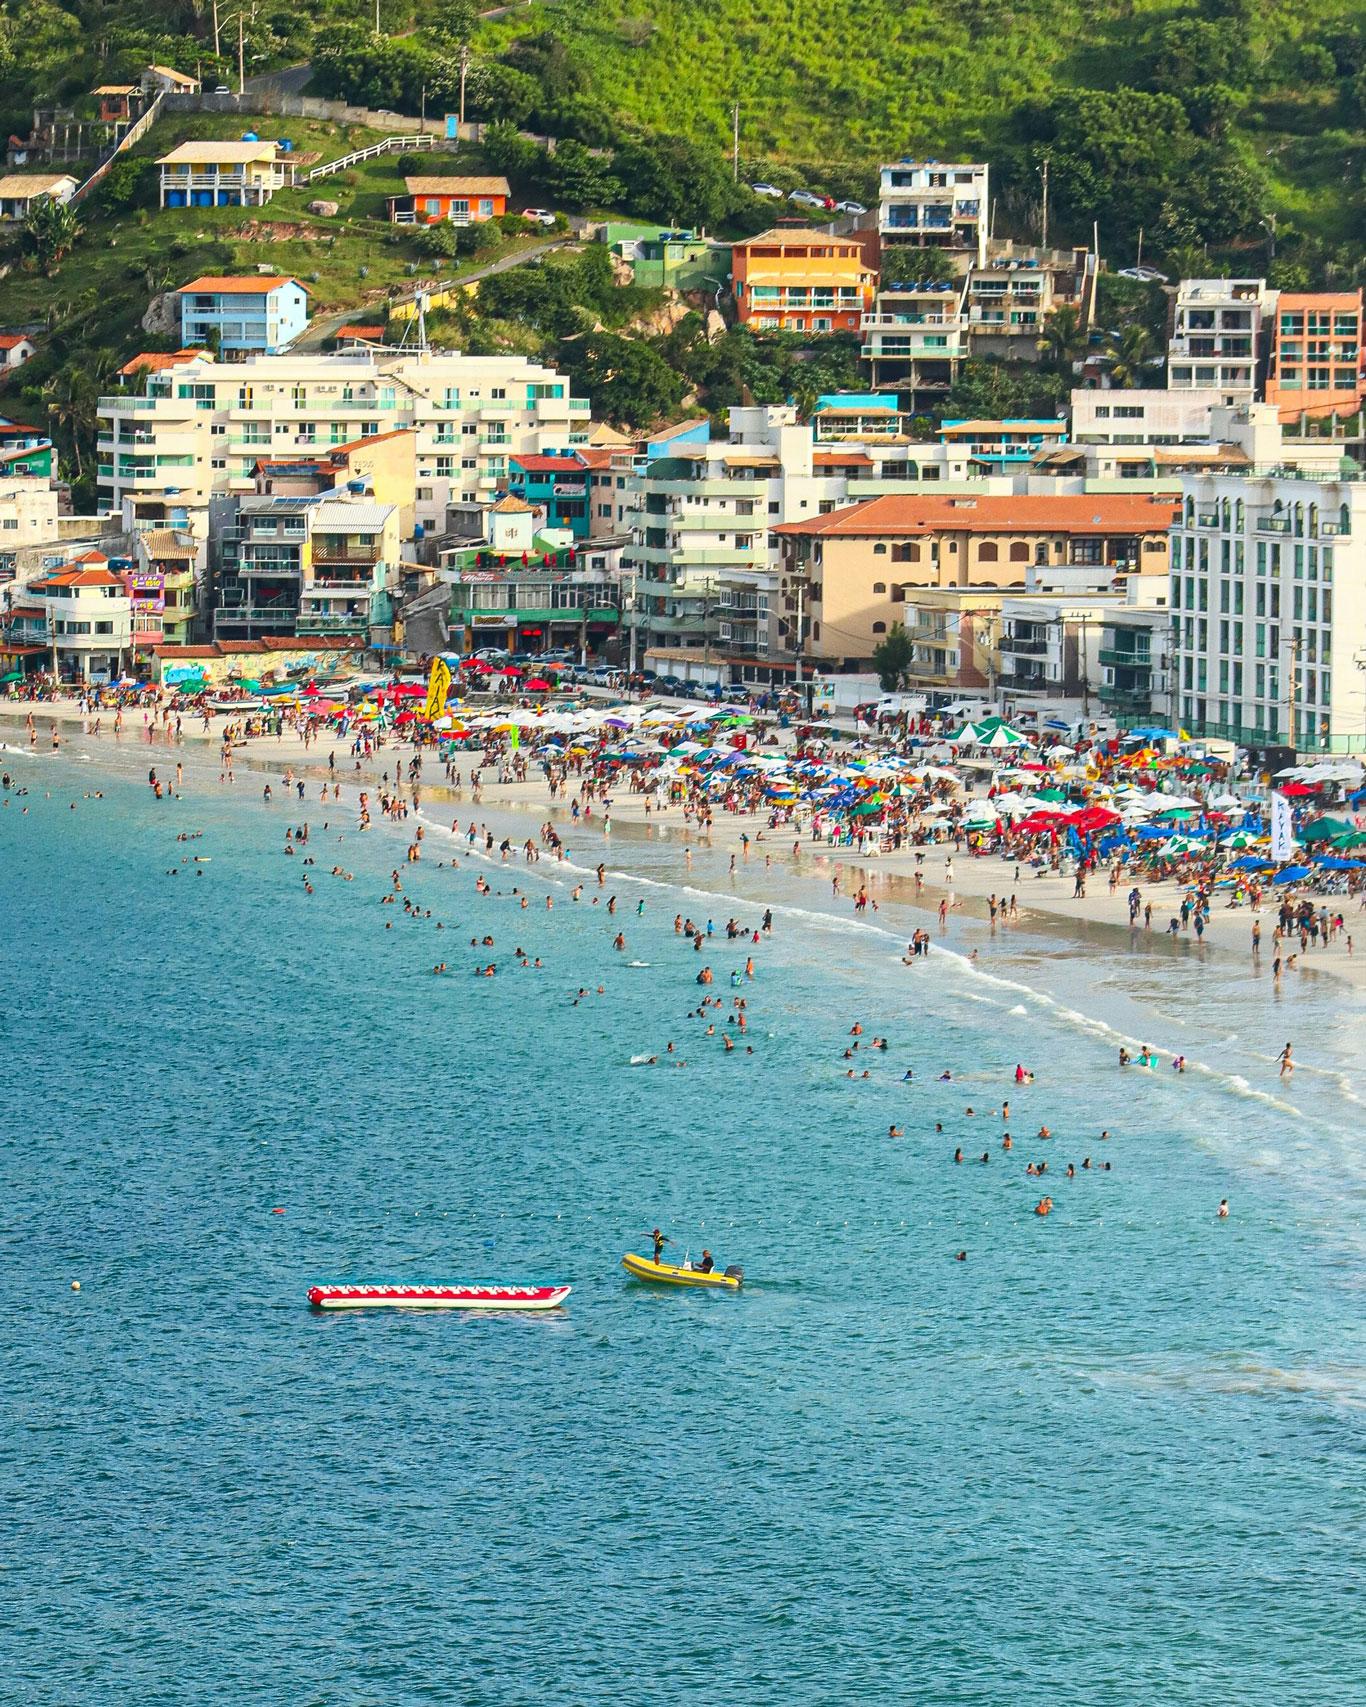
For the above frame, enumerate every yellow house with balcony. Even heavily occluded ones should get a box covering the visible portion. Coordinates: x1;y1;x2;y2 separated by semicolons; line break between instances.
157;140;284;209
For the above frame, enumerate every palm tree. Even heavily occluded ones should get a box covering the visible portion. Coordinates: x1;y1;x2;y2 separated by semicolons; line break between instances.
42;366;98;480
23;196;82;274
1106;323;1154;389
1036;303;1086;374
790;377;820;423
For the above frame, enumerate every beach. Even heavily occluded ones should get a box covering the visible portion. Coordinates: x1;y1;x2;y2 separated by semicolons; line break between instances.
4;693;1362;996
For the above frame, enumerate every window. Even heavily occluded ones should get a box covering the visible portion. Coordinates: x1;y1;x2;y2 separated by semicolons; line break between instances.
872;582;886;594
872;621;886;633
873;542;887;555
891;543;918;563
978;542;998;562
1009;542;1029;563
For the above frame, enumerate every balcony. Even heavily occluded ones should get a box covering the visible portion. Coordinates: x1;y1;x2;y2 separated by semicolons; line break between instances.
296;613;369;635
240;559;302;576
1098;647;1152;670
311;544;381;567
999;635;1048;655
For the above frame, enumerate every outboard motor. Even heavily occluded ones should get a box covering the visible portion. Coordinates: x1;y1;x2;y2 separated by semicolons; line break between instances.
724;1265;744;1284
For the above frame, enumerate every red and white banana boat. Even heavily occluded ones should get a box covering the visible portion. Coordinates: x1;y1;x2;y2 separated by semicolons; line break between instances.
307;1281;571;1311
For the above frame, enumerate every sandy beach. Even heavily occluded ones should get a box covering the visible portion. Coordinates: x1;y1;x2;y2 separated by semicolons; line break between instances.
5;692;1362;997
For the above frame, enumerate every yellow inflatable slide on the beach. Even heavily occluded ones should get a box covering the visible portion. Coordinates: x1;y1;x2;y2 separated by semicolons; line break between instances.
621;1253;743;1289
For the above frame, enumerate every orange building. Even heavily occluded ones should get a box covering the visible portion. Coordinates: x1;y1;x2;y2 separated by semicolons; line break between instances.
388;176;510;227
1264;290;1364;422
731;226;876;335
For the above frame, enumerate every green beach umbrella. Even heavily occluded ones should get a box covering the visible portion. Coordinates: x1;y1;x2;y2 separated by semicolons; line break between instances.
0;670;23;683
1299;816;1355;842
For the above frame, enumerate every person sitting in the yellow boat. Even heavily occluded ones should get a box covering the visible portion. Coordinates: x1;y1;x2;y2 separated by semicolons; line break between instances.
693;1250;715;1273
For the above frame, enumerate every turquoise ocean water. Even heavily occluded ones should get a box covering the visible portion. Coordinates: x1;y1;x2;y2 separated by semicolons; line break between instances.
4;732;1366;1704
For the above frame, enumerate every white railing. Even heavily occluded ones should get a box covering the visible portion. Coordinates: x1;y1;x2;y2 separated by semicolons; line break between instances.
309;134;435;183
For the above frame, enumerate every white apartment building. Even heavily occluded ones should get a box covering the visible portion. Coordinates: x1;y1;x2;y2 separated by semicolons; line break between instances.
98;350;591;541
627;404;985;682
0;475;61;570
1168;279;1272;394
22;552;132;681
1099;583;1176;725
1170;469;1366;753
878;161;988;265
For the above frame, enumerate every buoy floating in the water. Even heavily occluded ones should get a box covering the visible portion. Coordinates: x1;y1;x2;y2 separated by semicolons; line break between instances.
70;1280;80;1292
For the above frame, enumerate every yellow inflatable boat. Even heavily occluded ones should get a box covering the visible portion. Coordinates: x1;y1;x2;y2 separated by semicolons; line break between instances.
621;1252;743;1289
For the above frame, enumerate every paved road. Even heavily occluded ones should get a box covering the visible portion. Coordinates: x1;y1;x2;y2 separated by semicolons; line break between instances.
287;237;575;351
243;62;313;97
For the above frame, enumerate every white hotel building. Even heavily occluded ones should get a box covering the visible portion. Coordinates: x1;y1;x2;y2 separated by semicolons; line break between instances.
97;350;591;540
1170;470;1366;753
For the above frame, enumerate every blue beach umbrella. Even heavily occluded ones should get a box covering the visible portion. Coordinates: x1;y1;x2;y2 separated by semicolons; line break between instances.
1272;865;1313;884
1314;855;1365;870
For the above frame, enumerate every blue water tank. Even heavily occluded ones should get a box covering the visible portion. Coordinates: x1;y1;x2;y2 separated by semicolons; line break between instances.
414;522;425;539
277;138;293;151
241;131;258;142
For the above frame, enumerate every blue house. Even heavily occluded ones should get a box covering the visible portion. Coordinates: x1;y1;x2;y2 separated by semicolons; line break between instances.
175;275;310;356
508;452;592;540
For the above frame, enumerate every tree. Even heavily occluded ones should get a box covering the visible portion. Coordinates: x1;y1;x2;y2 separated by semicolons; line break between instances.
42;364;97;479
558;331;685;426
23;195;81;272
544;139;621;211
1036;303;1086;374
611;133;734;230
1105;323;1154;389
872;623;914;690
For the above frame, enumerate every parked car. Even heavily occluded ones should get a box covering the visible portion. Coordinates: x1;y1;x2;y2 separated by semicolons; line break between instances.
835;200;867;215
1117;265;1169;284
788;189;824;208
472;647;511;662
522;208;557;227
750;181;782;199
212;84;231;95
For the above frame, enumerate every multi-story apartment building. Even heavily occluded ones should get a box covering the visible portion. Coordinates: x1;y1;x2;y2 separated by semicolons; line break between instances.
861;280;966;399
213;488;400;644
98;350;591;541
730;227;876;335
1170;469;1366;753
176;276;310;356
878;161;987;265
775;492;1176;671
963;246;1097;362
864;227;1093;405
22;552;132;681
1263;291;1365;423
1168;279;1271;394
1098;585;1176;725
625;406;986;682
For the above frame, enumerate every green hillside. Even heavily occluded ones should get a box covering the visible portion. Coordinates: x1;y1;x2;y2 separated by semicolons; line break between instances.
467;0;1365;271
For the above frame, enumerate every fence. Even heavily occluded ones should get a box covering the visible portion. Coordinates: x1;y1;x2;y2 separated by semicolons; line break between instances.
308;133;435;182
70;92;164;207
163;90;437;135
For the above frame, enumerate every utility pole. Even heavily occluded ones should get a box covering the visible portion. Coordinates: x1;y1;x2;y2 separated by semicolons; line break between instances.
792;574;804;685
732;103;740;183
1136;225;1144;268
374;0;381;36
212;0;221;58
1039;156;1049;253
238;12;245;97
459;45;470;131
627;568;639;674
419;84;427;135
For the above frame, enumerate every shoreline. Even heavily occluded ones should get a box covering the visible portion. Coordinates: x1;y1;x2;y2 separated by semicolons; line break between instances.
3;697;1362;998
